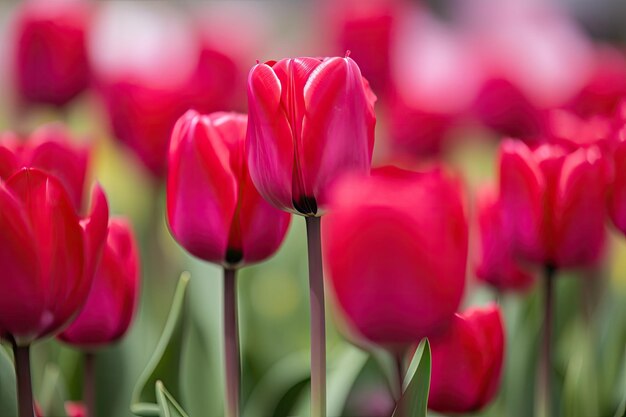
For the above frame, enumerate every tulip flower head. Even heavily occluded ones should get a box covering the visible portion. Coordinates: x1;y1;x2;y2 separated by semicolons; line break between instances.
59;218;140;348
167;110;291;268
498;139;607;268
428;304;505;413
0;124;90;210
246;56;376;216
608;137;626;235
323;166;468;349
0;169;108;346
12;0;92;107
475;185;535;292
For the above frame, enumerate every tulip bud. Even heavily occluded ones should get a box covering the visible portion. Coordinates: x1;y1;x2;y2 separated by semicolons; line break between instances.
12;0;92;107
323;166;468;349
167;110;291;268
475;185;534;292
0;169;108;345
498;139;607;268
428;304;505;413
246;56;376;216
59;219;140;348
0;124;90;210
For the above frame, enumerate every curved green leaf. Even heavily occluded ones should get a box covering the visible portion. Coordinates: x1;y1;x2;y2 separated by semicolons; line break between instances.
392;339;431;417
155;381;190;417
0;344;17;417
326;346;369;416
131;273;191;416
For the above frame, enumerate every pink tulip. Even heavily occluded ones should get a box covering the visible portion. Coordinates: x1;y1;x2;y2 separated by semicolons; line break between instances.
498;139;607;268
64;402;86;417
59;219;139;348
0;124;90;210
167;110;291;267
0;169;108;345
246;56;376;216
429;304;504;413
12;0;92;107
475;185;535;292
323;166;468;348
608;137;626;235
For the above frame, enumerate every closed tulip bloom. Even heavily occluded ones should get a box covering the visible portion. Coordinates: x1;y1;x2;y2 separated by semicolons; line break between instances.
0;169;108;345
246;56;376;216
167;110;291;268
323;166;468;348
12;0;92;107
0;124;90;210
475;185;534;292
59;219;139;347
499;139;607;268
428;304;504;413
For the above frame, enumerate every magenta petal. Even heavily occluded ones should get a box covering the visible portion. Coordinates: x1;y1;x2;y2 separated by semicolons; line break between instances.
246;63;296;212
301;57;376;208
167;110;238;263
0;182;43;341
609;140;626;234
554;147;606;266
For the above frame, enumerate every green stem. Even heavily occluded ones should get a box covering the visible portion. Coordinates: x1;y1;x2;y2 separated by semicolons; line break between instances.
305;216;326;417
223;268;240;417
11;341;34;417
84;352;96;417
539;265;556;417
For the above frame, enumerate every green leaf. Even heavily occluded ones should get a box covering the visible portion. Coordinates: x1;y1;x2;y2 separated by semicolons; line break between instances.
392;339;431;417
131;273;191;416
326;346;369;416
0;344;17;417
155;381;191;417
39;363;69;417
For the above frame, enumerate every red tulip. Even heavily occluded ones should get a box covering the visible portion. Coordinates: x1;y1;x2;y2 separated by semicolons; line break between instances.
0;169;108;345
608;138;626;235
64;402;86;417
475;185;535;292
246;56;376;216
428;304;504;413
167;110;291;267
0;124;90;210
12;0;92;107
58;218;139;348
498;139;607;268
546;109;617;151
323;166;467;348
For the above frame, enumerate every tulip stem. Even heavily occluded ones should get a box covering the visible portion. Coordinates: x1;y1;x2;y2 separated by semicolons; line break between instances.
305;216;326;417
539;265;556;417
11;341;34;417
223;268;240;417
84;352;96;417
395;352;405;398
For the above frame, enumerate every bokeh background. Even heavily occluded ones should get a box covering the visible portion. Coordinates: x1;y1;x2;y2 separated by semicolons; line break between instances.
0;1;626;416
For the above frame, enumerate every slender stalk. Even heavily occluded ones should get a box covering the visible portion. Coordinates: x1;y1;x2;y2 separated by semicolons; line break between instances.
11;341;34;417
539;265;556;417
395;352;405;398
305;216;326;417
223;268;240;417
84;352;96;417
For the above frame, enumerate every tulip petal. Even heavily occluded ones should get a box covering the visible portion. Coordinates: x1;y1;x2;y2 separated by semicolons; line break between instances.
301;57;376;207
554;147;606;266
609;140;626;234
4;169;86;339
498;140;545;263
246;63;296;212
167;110;237;263
0;182;43;340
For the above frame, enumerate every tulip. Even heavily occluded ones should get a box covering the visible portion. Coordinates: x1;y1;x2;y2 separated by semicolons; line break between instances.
0;124;90;210
475;185;535;292
498;139;607;417
167;110;290;417
0;168;108;417
323;166;468;348
59;218;140;347
246;56;376;216
498;139;607;268
12;0;92;108
247;55;376;417
428;304;504;413
64;402;86;417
